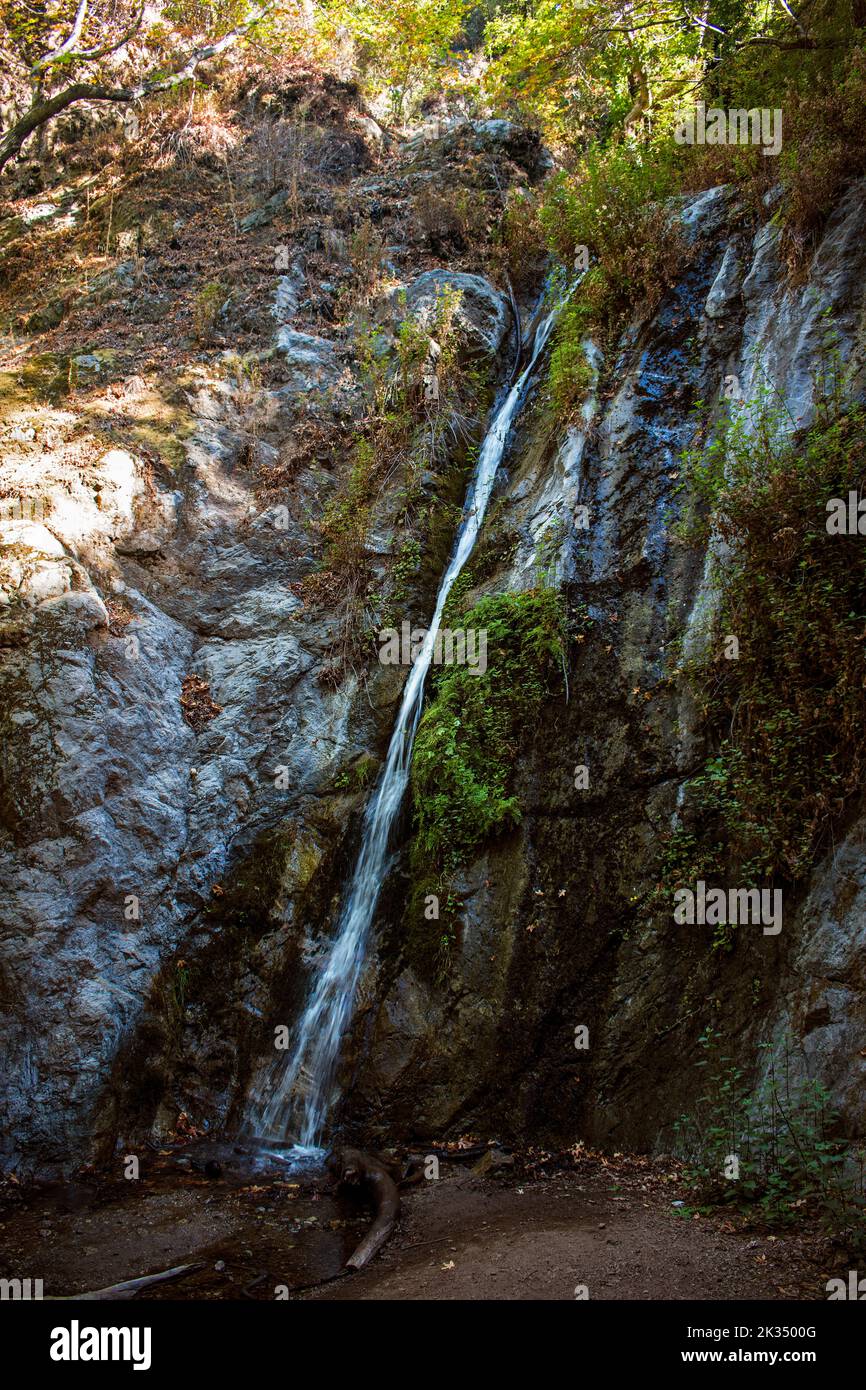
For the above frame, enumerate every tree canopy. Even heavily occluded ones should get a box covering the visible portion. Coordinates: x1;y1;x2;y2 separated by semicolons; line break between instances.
0;0;861;174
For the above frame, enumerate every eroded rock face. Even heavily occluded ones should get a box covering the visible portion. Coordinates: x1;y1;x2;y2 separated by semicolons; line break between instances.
3;126;865;1177
345;179;866;1154
403;270;512;359
0;233;511;1173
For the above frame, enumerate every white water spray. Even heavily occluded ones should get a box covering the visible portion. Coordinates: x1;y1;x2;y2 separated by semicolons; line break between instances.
245;303;562;1156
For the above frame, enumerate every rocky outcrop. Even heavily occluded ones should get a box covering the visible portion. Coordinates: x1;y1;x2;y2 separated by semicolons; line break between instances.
3;100;865;1178
403;270;512;359
0;174;513;1173
345;179;866;1153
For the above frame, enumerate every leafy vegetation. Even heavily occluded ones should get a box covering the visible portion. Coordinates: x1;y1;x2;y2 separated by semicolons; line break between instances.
540;145;688;329
310;283;475;679
543;297;594;424
317;0;469;120
406;587;572;974
675;1028;866;1243
659;372;866;943
192;280;226;339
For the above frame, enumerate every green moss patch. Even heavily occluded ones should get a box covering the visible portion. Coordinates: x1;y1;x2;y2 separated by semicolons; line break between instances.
405;587;570;975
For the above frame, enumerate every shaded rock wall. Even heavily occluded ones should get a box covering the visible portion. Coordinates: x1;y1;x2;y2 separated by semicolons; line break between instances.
347;179;866;1153
0;198;514;1172
3;121;865;1174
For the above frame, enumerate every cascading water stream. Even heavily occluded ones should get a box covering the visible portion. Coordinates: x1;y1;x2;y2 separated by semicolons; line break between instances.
244;299;563;1158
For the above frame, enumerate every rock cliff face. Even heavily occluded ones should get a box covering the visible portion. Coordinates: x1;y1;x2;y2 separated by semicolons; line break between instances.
2;98;864;1175
345;178;866;1153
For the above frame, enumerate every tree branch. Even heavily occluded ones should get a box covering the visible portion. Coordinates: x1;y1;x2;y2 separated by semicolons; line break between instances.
0;5;270;174
33;0;90;73
55;2;147;68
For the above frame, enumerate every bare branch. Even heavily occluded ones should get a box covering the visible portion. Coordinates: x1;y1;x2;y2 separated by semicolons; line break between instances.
63;2;147;67
32;0;90;73
0;4;272;174
775;0;811;42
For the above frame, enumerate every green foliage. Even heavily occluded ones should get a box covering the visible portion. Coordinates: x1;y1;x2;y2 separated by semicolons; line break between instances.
192;281;226;340
663;375;866;916
538;145;687;331
777;48;866;271
390;534;422;603
317;0;471;120
405;586;572;977
482;0;861;158
481;0;865;290
332;752;378;792
164;0;249;38
544;297;593;424
319;434;376;578
314;284;475;678
674;1029;866;1239
410;587;566;873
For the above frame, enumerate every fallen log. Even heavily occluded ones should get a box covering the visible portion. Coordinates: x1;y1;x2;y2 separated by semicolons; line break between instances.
49;1262;204;1300
328;1147;400;1271
406;1142;491;1165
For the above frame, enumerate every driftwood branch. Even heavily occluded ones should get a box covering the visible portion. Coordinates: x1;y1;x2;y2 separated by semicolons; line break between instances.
49;1261;204;1300
328;1147;400;1271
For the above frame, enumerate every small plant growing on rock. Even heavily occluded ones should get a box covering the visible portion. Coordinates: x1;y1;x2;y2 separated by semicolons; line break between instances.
674;1029;866;1245
664;377;866;901
192;281;227;341
539;143;687;332
415;182;489;255
349;218;385;300
545;298;594;425
493;188;546;292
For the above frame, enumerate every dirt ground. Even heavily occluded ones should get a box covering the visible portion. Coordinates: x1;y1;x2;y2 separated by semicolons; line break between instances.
0;1149;844;1301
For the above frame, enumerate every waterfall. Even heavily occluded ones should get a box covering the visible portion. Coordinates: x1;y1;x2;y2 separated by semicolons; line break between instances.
244;300;562;1157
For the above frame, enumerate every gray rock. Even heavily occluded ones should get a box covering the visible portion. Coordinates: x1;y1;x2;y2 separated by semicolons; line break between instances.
704;239;743;318
38;591;109;628
4;158;866;1181
71;353;102;381
402;269;511;358
345;177;866;1157
275;328;339;385
240;190;289;232
25;298;67;333
272;269;304;325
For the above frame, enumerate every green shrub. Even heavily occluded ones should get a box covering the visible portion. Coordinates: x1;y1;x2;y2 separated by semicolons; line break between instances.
192;281;226;340
405;586;573;977
778;49;866;273
662;378;866;925
410;587;567;873
674;1028;866;1240
538;143;687;331
544;297;594;424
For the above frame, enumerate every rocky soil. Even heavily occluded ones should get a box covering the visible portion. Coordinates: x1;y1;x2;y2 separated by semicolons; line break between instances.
0;1148;844;1301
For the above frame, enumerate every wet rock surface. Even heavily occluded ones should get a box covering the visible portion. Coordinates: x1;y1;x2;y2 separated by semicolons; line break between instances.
1;81;865;1184
344;178;866;1154
0;110;525;1175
